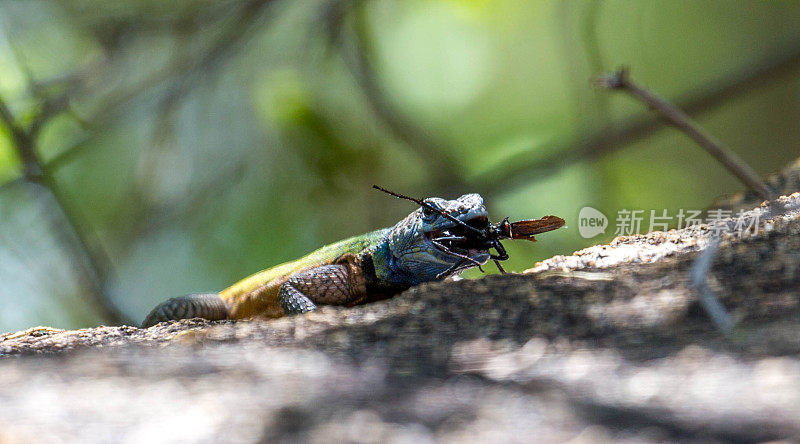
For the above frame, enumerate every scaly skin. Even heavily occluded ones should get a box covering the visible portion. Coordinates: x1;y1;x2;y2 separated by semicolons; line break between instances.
142;194;491;327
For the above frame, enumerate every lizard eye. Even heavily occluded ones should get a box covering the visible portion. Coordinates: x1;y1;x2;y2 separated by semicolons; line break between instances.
421;201;441;221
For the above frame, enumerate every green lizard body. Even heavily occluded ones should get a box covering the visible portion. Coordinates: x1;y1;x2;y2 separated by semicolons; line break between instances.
142;194;492;327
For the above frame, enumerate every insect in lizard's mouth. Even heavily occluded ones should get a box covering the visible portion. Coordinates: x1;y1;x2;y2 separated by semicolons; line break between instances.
426;215;491;256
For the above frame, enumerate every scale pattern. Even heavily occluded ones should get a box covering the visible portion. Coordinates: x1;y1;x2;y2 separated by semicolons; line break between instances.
141;293;228;328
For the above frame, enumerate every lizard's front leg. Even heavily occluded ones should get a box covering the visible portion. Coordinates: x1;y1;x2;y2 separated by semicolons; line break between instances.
279;255;367;315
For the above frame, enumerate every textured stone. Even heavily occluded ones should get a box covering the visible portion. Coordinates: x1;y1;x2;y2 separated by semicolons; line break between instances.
1;194;799;443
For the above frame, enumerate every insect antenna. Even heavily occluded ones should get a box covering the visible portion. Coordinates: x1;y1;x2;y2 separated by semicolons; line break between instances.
372;185;485;236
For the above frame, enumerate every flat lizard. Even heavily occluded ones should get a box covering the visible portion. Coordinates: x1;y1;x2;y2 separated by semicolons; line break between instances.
142;193;498;327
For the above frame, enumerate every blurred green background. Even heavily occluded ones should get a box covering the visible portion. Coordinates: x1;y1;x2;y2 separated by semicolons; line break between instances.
0;0;798;330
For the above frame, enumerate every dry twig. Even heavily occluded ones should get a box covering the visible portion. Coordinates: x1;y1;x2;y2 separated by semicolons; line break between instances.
475;47;800;195
595;67;774;202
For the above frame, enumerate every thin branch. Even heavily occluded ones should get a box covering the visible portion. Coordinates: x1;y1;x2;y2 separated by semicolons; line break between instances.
580;0;613;126
72;0;273;133
690;195;800;335
2;26;88;139
105;0;275;252
337;3;468;194
0;100;42;179
0;1;275;325
0;175;25;193
0;95;130;325
34;0;273;178
136;161;249;237
44;135;94;172
689;237;735;334
475;46;800;195
596;67;774;202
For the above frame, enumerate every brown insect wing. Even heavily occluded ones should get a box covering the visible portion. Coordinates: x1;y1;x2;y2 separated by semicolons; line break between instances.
509;216;565;240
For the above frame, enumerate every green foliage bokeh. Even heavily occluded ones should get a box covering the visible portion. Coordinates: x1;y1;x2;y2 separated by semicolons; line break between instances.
0;0;799;329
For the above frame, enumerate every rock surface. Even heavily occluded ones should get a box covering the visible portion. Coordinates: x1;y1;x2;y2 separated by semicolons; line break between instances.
1;194;799;443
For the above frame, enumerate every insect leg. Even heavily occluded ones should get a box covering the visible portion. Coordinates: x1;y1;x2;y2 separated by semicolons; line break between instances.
490;239;509;261
432;235;469;242
436;260;465;279
490;240;509;274
431;239;485;272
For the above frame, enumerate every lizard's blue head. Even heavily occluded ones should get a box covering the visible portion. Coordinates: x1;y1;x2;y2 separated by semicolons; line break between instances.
386;193;492;284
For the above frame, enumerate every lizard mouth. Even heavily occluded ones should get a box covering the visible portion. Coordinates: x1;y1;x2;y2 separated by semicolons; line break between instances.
426;215;490;257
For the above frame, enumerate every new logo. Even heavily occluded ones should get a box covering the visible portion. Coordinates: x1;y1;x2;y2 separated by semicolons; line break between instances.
578;207;608;238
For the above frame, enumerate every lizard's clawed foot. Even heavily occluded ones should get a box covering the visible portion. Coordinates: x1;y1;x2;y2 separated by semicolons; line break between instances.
278;287;318;315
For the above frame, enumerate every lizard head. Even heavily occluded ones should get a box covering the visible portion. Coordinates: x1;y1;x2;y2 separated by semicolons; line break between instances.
386;193;492;284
